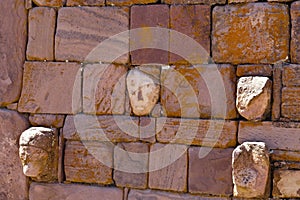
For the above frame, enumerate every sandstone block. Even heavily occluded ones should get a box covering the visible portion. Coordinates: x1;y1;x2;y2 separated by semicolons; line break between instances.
156;117;237;148
127;68;160;116
29;114;65;128
273;170;300;198
232;142;270;198
161;64;236;119
212;3;289;64
272;63;282;121
162;0;225;5
83;64;127;115
149;143;187;192
55;7;129;63
271;150;300;162
27;7;56;61
170;5;210;64
281;87;300;121
238;121;300;151
236;65;272;77
0;109;29;200
64;140;113;184
18;62;81;114
114;143;149;188
33;0;64;6
140;117;156;143
291;1;300;64
107;0;157;6
188;147;233;196
67;0;104;6
29;183;123;200
236;76;272;121
130;5;169;65
282;64;300;87
0;0;27;106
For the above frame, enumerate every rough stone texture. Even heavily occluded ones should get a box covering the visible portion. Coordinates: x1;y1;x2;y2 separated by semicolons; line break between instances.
0;0;27;106
271;150;300;162
273;170;300;198
127;69;160;116
273;161;300;170
281;87;300;121
283;64;300;87
239;121;300;151
229;0;257;3
55;7;129;63
291;1;300;64
19;127;58;182
128;189;230;200
130;5;169;65
170;5;210;64
212;3;289;64
6;103;18;110
33;0;64;6
29;182;123;200
149;143;187;192
236;65;272;77
0;109;29;200
162;0;225;5
67;0;104;6
83;64;127;115
236;76;272;121
107;0;157;6
18;62;81;114
27;7;56;61
272;63;282;121
64;140;113;184
137;65;161;80
29;114;65;128
161;64;237;119
140;117;156;143
63;115;139;142
232;142;270;198
114;143;149;188
156;118;237;148
189;147;233;196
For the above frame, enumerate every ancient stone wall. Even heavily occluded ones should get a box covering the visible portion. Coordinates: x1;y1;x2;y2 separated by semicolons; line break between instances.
1;0;300;199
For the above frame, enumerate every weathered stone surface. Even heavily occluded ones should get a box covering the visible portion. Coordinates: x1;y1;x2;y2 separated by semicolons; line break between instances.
6;103;18;110
114;143;148;188
156;118;237;148
29;114;65;128
272;63;282;121
18;62;81;114
67;0;104;6
236;65;272;77
149;143;187;192
271;150;300;162
273;161;300;170
127;69;160;116
170;5;210;64
273;170;300;198
33;0;64;6
0;109;29;200
291;1;300;64
238;121;300;151
140;117;156;143
282;64;300;87
19;127;58;182
0;0;27;106
83;64;127;115
130;5;169;65
281;87;300;121
64;140;113;184
212;3;289;64
137;65;161;80
107;0;157;6
128;189;230;200
27;7;56;61
232;142;270;198
151;104;162;117
229;0;257;3
162;0;225;5
63;115;139;142
236;76;272;121
189;147;233;196
55;7;129;63
161;64;237;119
29;182;123;200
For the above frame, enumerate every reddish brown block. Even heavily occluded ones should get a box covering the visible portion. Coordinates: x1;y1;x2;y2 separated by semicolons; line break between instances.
212;3;289;64
272;63;282;121
33;0;64;6
18;62;81;114
66;0;104;6
163;0;225;5
130;5;169;65
140;117;156;143
27;7;56;61
281;87;300;120
107;0;157;6
282;64;300;87
237;65;273;77
64;140;113;185
291;1;300;64
29;114;65;128
170;5;210;64
188;147;233;196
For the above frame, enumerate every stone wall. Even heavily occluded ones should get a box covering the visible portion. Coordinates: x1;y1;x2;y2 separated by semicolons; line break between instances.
1;0;300;199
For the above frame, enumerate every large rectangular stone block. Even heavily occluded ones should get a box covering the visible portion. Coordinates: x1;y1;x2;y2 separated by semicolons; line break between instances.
291;1;300;64
273;170;300;198
18;62;81;114
281;87;300;121
212;3;289;64
236;65;272;77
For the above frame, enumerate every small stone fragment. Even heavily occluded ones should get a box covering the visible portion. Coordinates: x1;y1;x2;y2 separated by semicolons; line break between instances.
127;69;160;116
232;142;270;198
19;127;58;182
236;76;272;121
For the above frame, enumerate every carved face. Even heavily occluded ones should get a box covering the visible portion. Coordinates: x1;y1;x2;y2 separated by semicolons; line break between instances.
19;146;49;177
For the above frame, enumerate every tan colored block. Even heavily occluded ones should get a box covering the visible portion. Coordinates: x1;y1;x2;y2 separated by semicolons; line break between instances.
291;1;300;63
29;114;65;128
33;0;64;6
66;0;104;6
107;0;157;6
273;170;300;198
271;150;300;162
236;65;272;77
282;64;300;87
162;0;225;5
281;87;300;120
27;7;56;61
